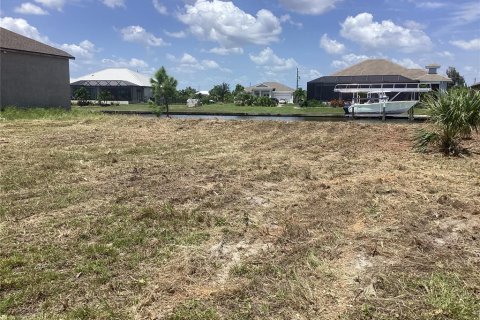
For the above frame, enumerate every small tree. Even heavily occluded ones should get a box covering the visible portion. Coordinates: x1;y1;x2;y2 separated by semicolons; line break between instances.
233;84;245;97
293;88;306;104
74;87;89;106
414;88;480;155
98;90;112;106
446;67;466;88
151;67;178;117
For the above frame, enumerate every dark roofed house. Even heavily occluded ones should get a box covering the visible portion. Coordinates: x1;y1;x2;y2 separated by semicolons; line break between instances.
0;27;74;109
307;59;452;102
471;82;480;91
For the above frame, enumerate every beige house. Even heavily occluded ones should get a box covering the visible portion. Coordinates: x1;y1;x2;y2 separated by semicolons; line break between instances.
246;82;295;103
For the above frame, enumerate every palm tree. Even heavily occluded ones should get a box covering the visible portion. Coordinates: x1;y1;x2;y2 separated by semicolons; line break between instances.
151;67;178;116
414;87;480;155
293;88;306;104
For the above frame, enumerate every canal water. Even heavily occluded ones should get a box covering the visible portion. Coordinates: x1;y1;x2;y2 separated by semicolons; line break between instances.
142;114;427;123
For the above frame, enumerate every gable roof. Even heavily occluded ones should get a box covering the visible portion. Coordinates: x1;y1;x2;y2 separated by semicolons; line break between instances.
330;59;451;82
0;27;74;59
71;68;152;87
246;82;295;92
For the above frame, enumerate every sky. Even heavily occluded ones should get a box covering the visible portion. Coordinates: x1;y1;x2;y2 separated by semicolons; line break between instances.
1;0;479;90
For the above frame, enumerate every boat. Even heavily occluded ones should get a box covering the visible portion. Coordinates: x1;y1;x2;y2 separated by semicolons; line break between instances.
334;83;431;115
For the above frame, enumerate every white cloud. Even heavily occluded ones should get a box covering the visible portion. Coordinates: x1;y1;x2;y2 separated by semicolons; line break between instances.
403;20;426;30
14;3;49;15
167;52;228;73
60;40;96;59
278;0;340;15
391;58;421;69
451;1;480;24
177;0;281;48
437;50;454;58
102;0;125;8
340;12;432;53
0;17;48;42
249;47;298;72
410;1;446;9
120;25;169;47
332;53;373;69
300;68;322;81
153;0;167;14
34;0;65;10
450;38;480;51
164;30;187;38
208;47;244;55
320;34;345;54
279;14;303;28
102;57;149;69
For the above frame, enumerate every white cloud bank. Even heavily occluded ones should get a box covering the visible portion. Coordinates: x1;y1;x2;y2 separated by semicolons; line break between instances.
340;12;432;53
153;0;167;14
14;3;49;15
278;0;340;15
167;53;229;73
34;0;65;11
120;25;169;47
178;0;281;48
450;38;480;51
249;47;297;72
102;0;125;8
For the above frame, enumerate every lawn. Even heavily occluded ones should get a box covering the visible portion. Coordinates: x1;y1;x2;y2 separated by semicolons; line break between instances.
1;112;478;319
75;103;429;116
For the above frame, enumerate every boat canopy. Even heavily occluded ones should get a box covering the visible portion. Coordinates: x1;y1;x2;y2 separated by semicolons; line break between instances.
334;83;432;93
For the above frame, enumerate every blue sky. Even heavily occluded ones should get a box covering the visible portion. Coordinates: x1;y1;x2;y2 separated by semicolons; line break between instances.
1;0;479;90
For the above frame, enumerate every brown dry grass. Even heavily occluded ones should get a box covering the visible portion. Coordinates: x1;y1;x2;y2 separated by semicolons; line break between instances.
1;116;479;319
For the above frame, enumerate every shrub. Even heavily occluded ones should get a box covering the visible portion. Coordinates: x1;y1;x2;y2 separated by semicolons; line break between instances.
254;96;276;107
234;92;256;106
301;100;324;108
329;99;345;108
414;88;480;155
73;87;89;106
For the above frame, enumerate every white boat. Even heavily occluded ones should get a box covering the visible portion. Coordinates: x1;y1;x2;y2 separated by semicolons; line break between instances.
334;83;431;115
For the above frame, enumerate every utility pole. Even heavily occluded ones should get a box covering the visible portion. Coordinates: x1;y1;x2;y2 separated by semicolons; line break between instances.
296;68;300;89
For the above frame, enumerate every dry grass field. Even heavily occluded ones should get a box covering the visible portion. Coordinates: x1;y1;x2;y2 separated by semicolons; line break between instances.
1;115;479;319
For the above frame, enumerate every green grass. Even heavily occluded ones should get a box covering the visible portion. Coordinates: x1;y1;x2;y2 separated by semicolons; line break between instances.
0;106;102;120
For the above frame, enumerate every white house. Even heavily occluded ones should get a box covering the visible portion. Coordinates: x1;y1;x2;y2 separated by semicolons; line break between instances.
246;82;295;103
71;68;153;104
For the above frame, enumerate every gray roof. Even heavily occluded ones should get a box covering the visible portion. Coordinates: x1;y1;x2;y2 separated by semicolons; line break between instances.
0;27;74;59
246;82;295;92
330;59;451;82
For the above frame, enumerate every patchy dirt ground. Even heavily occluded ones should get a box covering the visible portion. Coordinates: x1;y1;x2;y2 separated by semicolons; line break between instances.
1;117;479;319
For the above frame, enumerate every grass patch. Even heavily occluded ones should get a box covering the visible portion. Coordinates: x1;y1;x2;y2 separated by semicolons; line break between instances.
0;116;478;319
0;106;102;120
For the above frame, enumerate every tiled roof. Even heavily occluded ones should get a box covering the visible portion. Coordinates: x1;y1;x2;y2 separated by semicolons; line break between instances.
330;59;451;82
0;27;74;59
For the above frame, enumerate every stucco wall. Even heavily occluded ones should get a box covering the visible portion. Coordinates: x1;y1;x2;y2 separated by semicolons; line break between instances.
0;51;71;109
